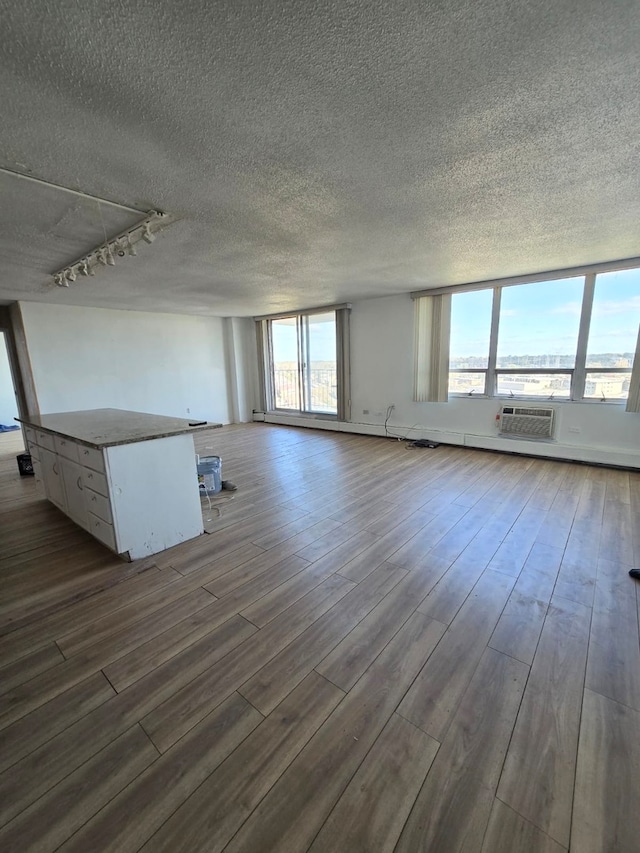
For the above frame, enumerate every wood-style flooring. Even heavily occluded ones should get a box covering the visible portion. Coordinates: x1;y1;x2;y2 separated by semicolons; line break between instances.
1;424;639;852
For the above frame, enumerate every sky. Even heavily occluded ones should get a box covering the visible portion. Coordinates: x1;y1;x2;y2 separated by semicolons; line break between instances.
271;313;337;363
450;268;640;359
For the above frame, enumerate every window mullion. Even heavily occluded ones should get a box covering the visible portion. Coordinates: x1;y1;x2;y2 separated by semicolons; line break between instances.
297;316;306;412
486;287;501;396
266;319;277;410
572;273;595;400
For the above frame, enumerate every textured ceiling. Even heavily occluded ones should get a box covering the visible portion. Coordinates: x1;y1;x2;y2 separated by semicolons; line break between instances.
1;0;640;317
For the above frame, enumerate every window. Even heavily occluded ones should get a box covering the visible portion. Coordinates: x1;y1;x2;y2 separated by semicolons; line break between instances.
414;262;640;405
256;306;351;420
584;269;640;400
449;289;493;395
494;277;583;399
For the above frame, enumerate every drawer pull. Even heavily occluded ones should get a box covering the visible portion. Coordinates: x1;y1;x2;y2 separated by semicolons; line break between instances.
77;476;83;490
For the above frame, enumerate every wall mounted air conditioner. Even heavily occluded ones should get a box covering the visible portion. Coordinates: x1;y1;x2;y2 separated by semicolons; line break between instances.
498;406;556;439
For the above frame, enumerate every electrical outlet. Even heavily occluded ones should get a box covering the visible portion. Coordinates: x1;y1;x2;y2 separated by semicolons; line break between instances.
363;409;370;415
186;408;190;414
568;426;581;435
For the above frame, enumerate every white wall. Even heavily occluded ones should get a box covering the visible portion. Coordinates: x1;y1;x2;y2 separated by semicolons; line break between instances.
0;332;19;425
19;302;231;424
263;294;640;469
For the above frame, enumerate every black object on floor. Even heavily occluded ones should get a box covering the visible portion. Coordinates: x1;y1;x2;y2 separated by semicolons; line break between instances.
409;439;440;448
16;453;34;476
629;569;640;581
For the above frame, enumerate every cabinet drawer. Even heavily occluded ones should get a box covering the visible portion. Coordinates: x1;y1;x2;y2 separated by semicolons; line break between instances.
24;427;36;446
77;444;105;473
28;442;41;463
34;430;55;452
82;467;108;497
88;512;116;551
85;487;113;524
54;436;80;463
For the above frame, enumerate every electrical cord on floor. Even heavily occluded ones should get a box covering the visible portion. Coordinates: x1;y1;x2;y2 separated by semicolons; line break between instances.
383;405;423;445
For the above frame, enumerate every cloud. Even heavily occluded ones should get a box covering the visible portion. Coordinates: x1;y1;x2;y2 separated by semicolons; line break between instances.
550;301;582;316
592;296;640;317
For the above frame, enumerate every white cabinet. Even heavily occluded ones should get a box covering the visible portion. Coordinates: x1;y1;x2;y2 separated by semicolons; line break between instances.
26;427;203;560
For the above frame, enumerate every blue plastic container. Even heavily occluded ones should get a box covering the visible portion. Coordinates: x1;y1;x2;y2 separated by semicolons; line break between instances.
197;455;222;495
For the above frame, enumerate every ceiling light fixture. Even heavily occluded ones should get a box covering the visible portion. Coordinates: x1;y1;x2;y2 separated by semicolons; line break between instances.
50;210;166;287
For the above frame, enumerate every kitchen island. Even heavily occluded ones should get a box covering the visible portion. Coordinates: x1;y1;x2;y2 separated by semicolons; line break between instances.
17;409;222;560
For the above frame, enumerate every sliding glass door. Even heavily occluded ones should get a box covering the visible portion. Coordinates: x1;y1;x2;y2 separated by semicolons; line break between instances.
269;311;338;415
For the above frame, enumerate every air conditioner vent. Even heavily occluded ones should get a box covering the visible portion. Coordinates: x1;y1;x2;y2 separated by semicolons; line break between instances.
499;406;555;439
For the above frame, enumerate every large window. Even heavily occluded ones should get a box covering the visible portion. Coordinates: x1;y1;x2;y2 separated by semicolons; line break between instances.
419;263;640;405
257;306;351;419
449;269;640;401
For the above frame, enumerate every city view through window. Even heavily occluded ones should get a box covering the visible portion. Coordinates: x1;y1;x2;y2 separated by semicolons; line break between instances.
449;268;640;400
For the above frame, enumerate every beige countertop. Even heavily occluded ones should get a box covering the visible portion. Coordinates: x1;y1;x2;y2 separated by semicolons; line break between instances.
16;408;222;449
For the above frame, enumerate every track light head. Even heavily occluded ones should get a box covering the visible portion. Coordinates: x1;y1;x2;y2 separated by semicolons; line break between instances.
127;235;137;256
98;248;108;265
142;222;155;244
67;267;77;282
80;259;90;276
106;246;116;266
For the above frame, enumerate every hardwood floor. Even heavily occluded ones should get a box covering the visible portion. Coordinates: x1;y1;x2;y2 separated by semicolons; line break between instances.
1;424;639;852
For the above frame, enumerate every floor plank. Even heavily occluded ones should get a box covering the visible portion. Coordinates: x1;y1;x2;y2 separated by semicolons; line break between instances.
570;689;640;853
223;612;445;853
585;560;640;710
308;712;439;853
398;569;515;740
481;800;567;853
57;693;262;853
0;725;158;853
395;647;528;853
497;596;592;848
141;671;344;853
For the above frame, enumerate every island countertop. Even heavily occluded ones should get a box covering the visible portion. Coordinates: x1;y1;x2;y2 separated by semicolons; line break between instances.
16;408;222;449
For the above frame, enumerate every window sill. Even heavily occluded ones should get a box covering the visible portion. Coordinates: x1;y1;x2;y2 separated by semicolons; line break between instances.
448;394;628;406
268;409;339;421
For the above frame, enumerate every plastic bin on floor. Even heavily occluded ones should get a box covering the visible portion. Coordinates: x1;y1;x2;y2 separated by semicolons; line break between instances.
17;453;34;476
197;455;222;495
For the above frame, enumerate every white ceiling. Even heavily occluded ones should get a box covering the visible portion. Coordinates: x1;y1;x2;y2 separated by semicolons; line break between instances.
1;0;640;317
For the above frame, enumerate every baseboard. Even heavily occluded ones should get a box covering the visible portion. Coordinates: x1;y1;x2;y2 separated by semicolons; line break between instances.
259;413;640;470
